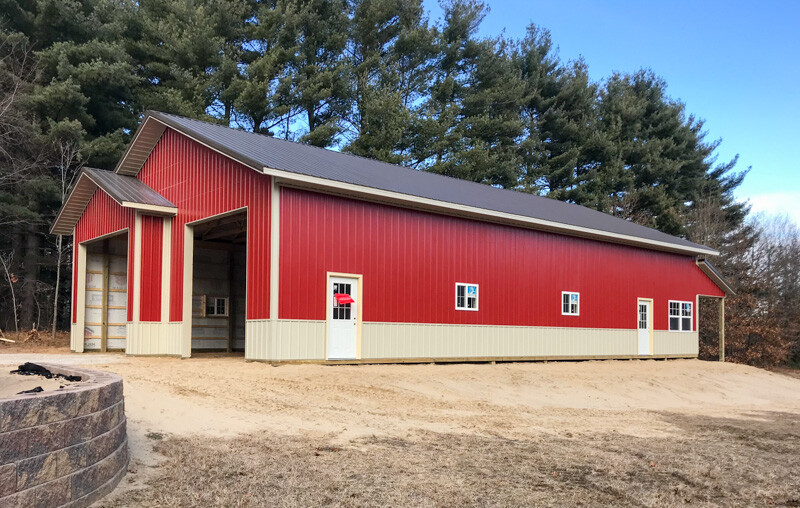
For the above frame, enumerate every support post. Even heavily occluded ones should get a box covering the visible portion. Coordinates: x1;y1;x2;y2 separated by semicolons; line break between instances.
181;224;194;359
101;243;109;353
227;250;234;353
719;297;725;362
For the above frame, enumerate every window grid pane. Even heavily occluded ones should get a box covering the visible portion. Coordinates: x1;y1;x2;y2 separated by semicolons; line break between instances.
563;292;579;315
669;301;692;331
456;284;477;310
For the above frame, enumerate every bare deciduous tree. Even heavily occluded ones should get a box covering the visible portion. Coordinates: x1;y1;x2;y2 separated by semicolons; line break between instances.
51;139;82;338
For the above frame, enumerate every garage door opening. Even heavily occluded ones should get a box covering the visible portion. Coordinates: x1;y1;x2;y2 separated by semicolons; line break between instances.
190;211;247;354
83;232;129;352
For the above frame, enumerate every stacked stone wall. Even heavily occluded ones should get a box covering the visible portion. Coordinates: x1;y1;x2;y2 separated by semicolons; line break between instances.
0;364;127;508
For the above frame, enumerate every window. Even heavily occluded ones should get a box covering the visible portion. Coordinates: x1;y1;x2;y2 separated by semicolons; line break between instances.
455;283;479;311
562;292;580;316
205;296;229;317
332;282;352;320
669;301;693;331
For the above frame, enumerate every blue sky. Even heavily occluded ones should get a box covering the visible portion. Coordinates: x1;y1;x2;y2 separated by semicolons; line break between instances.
424;0;800;222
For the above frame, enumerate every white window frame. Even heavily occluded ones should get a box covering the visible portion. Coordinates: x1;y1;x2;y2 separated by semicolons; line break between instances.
455;283;479;311
668;300;693;332
205;296;229;317
561;291;580;316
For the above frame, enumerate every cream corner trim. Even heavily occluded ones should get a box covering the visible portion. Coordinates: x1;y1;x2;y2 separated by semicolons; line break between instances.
181;223;194;358
270;180;280;320
74;242;88;353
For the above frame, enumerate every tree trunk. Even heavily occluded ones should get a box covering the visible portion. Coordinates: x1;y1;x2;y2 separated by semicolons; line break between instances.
0;253;19;332
20;224;40;329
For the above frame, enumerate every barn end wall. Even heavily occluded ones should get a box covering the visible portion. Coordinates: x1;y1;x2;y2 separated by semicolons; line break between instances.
71;190;136;353
72;190;135;326
0;365;128;508
137;128;272;323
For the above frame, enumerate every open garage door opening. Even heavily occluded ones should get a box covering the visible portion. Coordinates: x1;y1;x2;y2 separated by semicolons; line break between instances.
83;232;129;352
190;211;247;354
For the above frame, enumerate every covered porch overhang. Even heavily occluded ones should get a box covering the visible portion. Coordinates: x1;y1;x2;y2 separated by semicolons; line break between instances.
696;258;735;362
51;167;177;236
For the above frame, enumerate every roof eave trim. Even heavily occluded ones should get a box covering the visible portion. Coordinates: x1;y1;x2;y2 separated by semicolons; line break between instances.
120;202;177;215
263;166;720;257
696;258;735;296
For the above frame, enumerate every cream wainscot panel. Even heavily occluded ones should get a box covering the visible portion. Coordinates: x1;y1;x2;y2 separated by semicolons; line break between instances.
653;330;699;356
361;323;640;359
245;319;326;361
244;321;699;362
126;322;183;355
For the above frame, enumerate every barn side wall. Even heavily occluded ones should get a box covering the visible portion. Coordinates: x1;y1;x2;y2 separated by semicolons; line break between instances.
279;187;723;328
240;186;723;362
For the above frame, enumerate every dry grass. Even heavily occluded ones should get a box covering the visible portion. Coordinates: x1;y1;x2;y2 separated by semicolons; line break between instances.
101;411;800;508
0;329;70;353
772;367;800;381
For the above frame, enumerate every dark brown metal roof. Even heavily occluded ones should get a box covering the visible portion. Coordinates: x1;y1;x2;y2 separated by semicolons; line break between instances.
82;168;175;208
51;168;176;235
119;111;717;255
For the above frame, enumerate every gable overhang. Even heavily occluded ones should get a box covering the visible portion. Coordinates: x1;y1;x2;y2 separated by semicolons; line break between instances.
696;258;735;296
51;171;177;236
115;113;264;176
111;112;719;258
115;116;167;176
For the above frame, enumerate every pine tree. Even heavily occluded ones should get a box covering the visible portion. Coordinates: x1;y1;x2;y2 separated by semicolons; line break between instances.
129;0;254;122
595;70;721;235
411;0;485;171
441;35;525;187
282;0;350;147
515;25;598;201
343;0;435;164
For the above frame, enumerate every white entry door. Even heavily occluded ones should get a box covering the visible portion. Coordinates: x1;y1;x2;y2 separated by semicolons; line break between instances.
637;299;652;355
328;276;358;360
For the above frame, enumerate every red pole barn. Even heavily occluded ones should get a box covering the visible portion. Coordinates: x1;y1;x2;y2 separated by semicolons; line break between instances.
52;111;731;362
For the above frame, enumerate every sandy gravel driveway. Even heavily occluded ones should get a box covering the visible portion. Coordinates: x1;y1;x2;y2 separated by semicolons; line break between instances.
3;352;799;506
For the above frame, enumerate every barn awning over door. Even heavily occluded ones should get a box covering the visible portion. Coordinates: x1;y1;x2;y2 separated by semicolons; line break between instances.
51;167;177;235
333;293;355;304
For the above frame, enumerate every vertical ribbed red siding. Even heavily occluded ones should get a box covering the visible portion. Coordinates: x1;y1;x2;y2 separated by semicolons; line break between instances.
72;190;136;323
139;215;163;321
137;128;271;321
280;188;724;330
